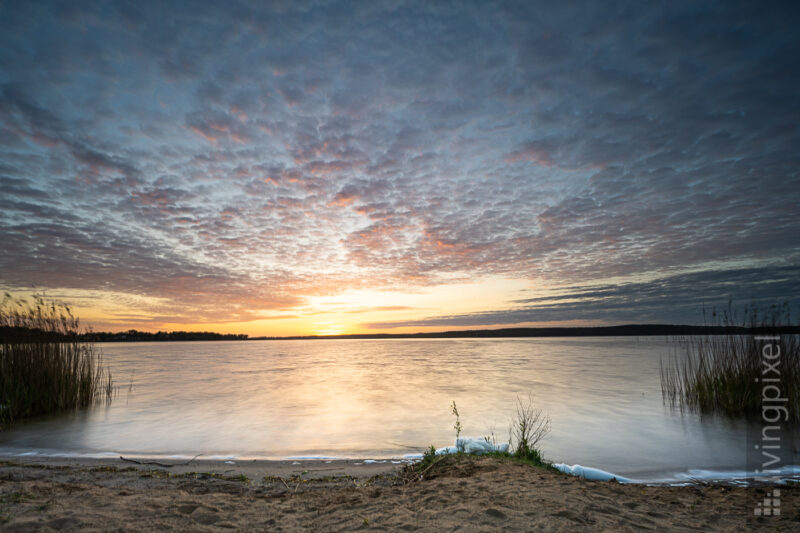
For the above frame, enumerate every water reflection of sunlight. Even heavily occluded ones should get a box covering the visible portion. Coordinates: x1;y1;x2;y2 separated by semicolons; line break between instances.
0;338;774;479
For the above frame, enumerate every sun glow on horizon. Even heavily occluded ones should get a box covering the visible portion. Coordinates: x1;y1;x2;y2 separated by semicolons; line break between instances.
4;277;549;337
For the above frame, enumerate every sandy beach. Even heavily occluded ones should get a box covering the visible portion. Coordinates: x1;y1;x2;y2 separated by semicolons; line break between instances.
1;455;796;531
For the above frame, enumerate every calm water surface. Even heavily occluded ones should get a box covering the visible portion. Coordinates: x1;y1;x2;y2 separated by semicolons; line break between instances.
1;337;795;480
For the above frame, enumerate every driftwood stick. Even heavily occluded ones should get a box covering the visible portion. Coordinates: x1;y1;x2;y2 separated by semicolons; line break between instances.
119;454;201;468
412;456;444;482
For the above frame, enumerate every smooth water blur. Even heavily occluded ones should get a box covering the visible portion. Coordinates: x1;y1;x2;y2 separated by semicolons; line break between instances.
0;337;791;479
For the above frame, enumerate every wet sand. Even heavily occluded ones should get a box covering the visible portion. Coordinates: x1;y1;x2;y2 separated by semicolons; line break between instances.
0;455;797;531
0;455;401;480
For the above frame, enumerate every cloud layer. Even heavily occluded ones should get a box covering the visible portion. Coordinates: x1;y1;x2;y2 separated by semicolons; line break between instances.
366;265;800;329
1;1;798;329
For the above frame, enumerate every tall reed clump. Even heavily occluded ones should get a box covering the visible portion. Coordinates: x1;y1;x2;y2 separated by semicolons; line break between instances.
0;294;114;427
661;302;799;421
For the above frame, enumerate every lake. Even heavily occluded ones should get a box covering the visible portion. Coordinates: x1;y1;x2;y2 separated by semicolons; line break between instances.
1;337;796;482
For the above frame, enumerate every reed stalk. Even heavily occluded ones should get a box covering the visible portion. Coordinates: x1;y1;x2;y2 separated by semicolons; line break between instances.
0;294;114;427
661;302;799;421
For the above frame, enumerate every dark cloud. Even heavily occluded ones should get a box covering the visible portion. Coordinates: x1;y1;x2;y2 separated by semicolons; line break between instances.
1;0;798;327
365;265;800;329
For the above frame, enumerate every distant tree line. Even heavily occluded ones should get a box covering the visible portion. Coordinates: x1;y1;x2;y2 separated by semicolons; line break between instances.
82;330;248;342
0;326;79;343
1;327;248;343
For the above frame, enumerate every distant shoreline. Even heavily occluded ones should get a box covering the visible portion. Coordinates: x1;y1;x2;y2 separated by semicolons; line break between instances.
249;324;800;341
9;324;796;343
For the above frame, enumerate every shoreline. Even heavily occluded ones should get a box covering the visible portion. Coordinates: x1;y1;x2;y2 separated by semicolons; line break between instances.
1;455;796;531
78;324;800;342
2;453;797;487
0;455;400;480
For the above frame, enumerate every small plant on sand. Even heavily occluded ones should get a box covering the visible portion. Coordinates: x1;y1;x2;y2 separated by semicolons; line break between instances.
451;400;462;440
509;393;550;465
417;445;438;471
661;302;799;421
0;294;114;427
410;395;553;482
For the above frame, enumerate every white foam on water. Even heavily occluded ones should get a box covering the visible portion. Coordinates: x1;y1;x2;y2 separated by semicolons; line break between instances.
553;463;634;483
655;464;800;485
553;463;800;485
0;449;154;460
285;455;340;460
433;437;510;456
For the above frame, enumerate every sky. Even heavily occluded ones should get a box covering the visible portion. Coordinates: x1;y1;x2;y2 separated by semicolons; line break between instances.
1;0;799;336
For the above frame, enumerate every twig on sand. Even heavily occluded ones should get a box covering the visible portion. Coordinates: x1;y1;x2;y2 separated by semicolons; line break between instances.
399;455;444;485
416;457;443;481
119;454;201;468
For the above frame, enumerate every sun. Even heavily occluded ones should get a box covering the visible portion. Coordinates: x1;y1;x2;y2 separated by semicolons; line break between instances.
314;324;346;336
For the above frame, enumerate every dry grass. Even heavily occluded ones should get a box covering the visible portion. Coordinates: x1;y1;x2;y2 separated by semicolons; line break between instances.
0;294;114;427
509;393;550;463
